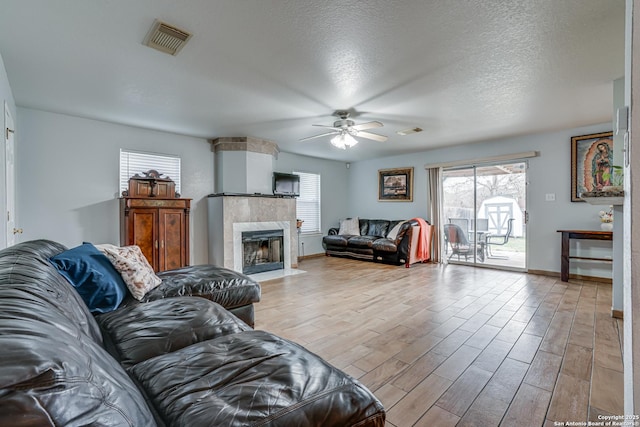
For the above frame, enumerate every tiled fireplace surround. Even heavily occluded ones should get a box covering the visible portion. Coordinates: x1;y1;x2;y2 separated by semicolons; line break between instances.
207;194;297;273
206;137;298;274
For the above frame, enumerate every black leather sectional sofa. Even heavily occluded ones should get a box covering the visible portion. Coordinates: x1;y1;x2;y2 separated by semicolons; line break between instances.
323;218;420;266
0;239;385;426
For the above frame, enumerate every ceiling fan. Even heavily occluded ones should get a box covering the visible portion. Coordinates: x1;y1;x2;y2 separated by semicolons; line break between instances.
299;111;388;149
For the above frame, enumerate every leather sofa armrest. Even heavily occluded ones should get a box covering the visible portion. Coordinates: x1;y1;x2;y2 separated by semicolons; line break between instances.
392;221;414;245
393;221;415;260
393;220;423;265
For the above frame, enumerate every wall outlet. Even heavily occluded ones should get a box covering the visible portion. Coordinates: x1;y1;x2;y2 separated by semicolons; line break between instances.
545;193;556;201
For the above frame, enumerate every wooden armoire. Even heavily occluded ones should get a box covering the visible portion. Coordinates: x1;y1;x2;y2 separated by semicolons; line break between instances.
120;170;190;272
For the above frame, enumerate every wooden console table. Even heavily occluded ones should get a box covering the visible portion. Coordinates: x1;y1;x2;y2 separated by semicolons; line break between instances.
557;230;613;282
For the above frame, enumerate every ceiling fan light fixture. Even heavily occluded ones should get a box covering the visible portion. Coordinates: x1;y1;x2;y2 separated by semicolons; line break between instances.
344;133;358;147
300;110;386;145
330;134;346;149
330;132;358;149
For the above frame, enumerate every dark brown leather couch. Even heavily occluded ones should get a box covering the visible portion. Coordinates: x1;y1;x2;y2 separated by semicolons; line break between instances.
323;218;420;266
0;239;385;426
141;264;260;327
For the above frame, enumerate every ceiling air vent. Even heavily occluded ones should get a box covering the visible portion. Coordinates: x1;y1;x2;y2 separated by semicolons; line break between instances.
143;20;192;56
396;127;423;136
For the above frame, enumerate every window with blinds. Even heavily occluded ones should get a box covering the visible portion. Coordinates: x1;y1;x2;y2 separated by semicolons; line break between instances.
294;171;321;234
120;150;181;194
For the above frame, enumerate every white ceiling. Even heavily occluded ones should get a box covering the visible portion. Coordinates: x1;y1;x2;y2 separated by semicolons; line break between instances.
0;0;625;162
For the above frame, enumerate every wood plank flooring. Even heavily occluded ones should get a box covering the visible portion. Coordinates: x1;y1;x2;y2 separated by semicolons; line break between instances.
254;257;624;427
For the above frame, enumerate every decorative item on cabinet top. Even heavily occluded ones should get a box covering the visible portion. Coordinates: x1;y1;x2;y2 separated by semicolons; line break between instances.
122;170;180;198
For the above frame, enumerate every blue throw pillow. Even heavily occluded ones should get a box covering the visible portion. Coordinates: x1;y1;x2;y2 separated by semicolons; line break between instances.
50;243;127;314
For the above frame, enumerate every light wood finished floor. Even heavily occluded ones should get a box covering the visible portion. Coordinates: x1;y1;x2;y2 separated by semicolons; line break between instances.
254;257;624;427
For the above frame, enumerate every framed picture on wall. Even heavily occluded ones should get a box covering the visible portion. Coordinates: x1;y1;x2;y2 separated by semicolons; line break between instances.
571;131;614;202
378;167;413;202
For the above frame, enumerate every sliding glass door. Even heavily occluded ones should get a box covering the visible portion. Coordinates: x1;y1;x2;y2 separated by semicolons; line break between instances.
442;161;527;270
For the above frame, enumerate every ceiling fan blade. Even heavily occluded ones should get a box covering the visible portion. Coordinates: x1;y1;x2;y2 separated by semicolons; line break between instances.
357;131;388;142
312;124;340;129
352;121;383;131
299;131;339;142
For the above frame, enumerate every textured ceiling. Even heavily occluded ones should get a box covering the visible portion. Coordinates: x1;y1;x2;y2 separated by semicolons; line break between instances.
0;0;625;161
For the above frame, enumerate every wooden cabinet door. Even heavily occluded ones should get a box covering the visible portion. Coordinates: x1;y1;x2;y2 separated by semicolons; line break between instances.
158;208;187;271
129;209;158;269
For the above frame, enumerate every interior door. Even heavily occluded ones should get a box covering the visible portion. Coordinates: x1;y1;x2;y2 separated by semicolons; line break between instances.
4;102;16;247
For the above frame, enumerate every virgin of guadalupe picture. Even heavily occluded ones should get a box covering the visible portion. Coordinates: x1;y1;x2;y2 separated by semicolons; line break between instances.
571;131;614;201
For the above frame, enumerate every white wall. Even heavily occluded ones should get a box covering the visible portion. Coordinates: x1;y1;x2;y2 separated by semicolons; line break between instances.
347;123;614;277
214;150;273;195
12;108;346;260
274;152;349;256
348;160;429;221
12;104;616;278
0;53;16;250
214;150;247;194
16;108;214;264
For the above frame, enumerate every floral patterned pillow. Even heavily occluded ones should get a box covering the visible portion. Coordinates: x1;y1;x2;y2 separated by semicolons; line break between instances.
95;244;162;300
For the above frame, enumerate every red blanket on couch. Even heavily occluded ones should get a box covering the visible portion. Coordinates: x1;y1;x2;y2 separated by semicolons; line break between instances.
411;217;433;262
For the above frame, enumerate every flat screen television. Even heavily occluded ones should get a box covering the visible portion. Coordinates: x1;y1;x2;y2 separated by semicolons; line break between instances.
273;172;300;197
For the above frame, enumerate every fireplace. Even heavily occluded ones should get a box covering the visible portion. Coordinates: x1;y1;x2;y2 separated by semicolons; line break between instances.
226;220;292;275
207;139;298;274
242;229;284;274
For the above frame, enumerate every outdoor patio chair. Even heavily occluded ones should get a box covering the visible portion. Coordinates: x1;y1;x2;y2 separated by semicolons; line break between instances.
444;223;484;262
486;218;515;259
448;218;470;239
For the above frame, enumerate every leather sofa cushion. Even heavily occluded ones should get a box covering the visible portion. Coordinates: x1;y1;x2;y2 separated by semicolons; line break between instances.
97;297;251;367
385;220;403;238
359;219;370;236
323;234;349;247
366;220;391;237
0;239;103;344
0;318;155;426
139;265;262;310
0;240;155;425
347;235;379;249
131;330;385;427
372;238;398;253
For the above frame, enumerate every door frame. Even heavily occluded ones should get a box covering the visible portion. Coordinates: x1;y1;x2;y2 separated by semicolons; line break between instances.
441;160;528;272
4;101;16;248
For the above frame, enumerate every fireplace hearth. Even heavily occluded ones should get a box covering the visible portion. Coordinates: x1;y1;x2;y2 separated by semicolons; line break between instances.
242;229;284;274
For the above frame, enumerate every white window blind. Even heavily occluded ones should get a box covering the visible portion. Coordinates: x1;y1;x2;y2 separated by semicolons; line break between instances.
294;171;321;234
120;150;181;194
